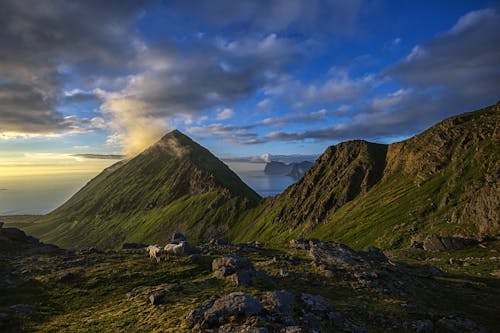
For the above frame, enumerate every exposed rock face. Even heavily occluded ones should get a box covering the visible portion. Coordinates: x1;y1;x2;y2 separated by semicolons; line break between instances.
287;161;313;180
264;161;292;175
423;235;478;252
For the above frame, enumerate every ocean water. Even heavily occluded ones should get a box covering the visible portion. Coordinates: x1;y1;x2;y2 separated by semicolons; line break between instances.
0;162;295;215
225;162;295;197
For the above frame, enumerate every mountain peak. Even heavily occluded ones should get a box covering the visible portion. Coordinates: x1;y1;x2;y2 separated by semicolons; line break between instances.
147;129;199;158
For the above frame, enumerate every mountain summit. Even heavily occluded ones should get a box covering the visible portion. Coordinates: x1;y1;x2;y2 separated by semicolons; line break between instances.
26;130;260;248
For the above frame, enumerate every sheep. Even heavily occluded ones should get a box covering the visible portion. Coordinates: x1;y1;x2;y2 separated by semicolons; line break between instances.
164;241;188;256
146;244;162;263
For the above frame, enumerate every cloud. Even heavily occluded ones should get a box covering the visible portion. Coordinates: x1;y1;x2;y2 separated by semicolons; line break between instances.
0;0;145;136
169;0;364;35
71;154;124;160
216;108;235;120
389;8;500;105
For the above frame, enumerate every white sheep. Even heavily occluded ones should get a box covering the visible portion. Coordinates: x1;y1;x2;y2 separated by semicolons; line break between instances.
164;241;187;256
146;244;162;263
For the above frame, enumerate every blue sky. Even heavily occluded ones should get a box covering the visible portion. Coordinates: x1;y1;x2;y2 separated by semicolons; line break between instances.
0;0;499;160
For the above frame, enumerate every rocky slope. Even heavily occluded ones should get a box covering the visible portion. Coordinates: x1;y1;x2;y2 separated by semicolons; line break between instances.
232;103;499;249
24;130;260;249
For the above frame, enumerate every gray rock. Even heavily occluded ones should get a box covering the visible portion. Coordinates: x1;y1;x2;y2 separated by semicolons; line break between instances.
300;293;332;314
59;271;76;282
203;292;263;328
212;255;253;278
261;290;296;315
280;327;307;333
149;291;166;305
413;319;433;332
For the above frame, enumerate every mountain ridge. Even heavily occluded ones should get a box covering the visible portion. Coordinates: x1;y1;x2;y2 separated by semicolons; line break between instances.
229;102;499;249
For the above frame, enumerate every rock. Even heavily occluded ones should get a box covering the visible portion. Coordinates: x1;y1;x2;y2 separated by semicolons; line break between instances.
122;243;147;249
188;253;208;264
261;290;296;315
149;291;166;305
186;295;218;325
9;304;37;315
410;239;424;249
212;255;253;278
202;292;263;328
218;326;269;333
413;319;433;332
437;316;488;332
289;238;319;251
228;270;252;287
423;235;478;252
279;267;289;277
59;271;76;282
300;293;332;314
362;246;388;262
309;241;368;269
172;232;186;243
210;238;231;246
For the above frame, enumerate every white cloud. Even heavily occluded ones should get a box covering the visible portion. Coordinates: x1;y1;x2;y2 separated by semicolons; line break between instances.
216;108;235;120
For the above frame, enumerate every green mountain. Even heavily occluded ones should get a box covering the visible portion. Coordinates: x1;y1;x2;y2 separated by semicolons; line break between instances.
230;102;499;249
25;130;260;249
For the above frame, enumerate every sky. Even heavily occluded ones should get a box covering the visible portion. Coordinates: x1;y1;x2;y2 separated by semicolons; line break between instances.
0;0;499;214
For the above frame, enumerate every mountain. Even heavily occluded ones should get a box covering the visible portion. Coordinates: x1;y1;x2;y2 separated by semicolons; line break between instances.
24;130;260;249
264;160;313;179
287;161;314;180
264;161;292;175
230;103;499;249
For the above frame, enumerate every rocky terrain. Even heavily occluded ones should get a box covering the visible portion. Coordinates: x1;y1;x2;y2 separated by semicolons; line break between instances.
1;227;499;332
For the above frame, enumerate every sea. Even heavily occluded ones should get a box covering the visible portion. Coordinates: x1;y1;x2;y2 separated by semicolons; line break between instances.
0;162;295;215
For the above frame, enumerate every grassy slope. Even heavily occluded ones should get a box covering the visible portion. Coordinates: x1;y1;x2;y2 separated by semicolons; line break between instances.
23;130;259;249
230;104;499;249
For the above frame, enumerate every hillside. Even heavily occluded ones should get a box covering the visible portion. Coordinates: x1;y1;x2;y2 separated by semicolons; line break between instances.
24;130;260;249
230;103;499;249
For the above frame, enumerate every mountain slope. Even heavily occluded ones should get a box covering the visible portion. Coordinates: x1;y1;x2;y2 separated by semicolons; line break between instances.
25;130;260;249
230;103;499;249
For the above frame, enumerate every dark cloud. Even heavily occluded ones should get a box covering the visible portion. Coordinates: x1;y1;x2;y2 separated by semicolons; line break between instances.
0;0;145;134
389;8;500;105
169;0;364;35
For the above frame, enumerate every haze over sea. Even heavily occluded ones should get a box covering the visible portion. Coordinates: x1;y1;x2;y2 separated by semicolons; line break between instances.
0;163;293;215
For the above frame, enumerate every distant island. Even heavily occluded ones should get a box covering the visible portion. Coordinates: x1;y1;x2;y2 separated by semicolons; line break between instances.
264;160;313;179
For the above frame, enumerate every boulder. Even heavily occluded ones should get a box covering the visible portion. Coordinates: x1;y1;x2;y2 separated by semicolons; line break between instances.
309;241;368;269
212;254;253;278
149;290;166;305
210;238;231;246
261;290;296;315
202;292;263;328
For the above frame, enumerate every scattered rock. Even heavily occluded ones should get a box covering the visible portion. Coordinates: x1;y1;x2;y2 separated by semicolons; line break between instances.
261;290;296;315
202;292;263;328
212;254;271;287
149;290;166;305
209;238;231;246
